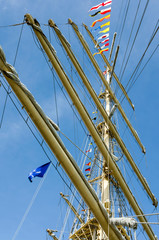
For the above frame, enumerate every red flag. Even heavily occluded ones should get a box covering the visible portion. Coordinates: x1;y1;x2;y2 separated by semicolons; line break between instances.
101;38;109;44
89;7;111;17
86;162;91;166
96;33;109;41
85;167;91;171
101;43;109;49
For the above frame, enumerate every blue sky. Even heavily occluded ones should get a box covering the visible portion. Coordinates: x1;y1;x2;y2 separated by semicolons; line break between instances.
0;0;159;240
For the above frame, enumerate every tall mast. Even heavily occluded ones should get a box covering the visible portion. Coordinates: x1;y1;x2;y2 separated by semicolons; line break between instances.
100;68;111;239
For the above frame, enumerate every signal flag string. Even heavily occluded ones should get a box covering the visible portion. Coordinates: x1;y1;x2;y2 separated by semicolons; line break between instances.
88;0;113;56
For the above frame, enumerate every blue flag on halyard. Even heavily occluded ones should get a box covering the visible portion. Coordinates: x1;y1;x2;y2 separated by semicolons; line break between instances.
28;162;51;182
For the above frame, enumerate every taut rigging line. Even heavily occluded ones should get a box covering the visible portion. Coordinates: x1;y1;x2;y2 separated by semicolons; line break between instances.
119;0;150;83
120;25;159;103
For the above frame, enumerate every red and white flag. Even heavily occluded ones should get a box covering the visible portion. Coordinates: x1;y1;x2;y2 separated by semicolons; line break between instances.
89;0;112;12
86;149;92;153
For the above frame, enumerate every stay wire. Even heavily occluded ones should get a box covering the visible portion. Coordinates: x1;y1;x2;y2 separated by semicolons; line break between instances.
114;0;125;34
59;129;103;170
0;22;25;28
13;19;25;67
126;19;159;93
127;44;159;95
120;25;159;103
30;29;88;135
50;27;96;110
0;75;84;211
119;0;150;83
11;165;51;240
72;25;103;87
127;25;159;86
118;0;131;46
0;82;9;129
118;0;141;81
0;21;24;129
47;25;60;127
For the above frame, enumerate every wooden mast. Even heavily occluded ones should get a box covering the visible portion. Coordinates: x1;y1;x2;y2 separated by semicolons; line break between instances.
100;67;111;239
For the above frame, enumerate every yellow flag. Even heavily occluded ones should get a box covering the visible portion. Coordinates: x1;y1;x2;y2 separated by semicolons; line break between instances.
99;27;110;34
100;21;110;29
91;14;110;27
93;48;109;56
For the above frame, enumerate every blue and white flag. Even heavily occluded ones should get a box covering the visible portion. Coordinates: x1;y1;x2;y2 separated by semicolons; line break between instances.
28;162;51;182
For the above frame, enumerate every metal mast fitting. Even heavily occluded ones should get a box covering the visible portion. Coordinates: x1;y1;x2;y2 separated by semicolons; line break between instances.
23;14;157;239
48;19;157;207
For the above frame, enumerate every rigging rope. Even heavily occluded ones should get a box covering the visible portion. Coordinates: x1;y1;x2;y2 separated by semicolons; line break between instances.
114;0;125;41
119;0;150;83
59;129;103;167
0;21;24;129
13;20;25;67
59;137;89;240
0;84;9;129
118;0;131;46
120;25;159;102
118;0;141;81
0;75;84;210
0;22;26;28
50;26;97;110
30;29;88;136
126;44;159;95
